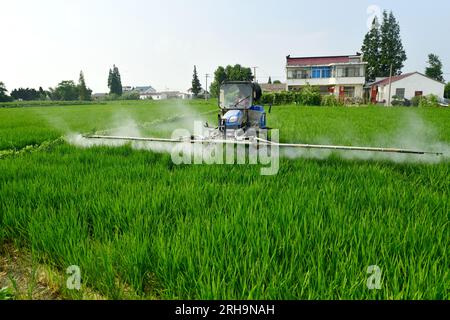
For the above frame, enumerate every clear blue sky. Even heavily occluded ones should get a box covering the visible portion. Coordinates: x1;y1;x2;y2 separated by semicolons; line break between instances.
1;0;448;93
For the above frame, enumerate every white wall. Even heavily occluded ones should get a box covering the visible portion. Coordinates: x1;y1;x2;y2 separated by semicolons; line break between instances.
378;73;445;101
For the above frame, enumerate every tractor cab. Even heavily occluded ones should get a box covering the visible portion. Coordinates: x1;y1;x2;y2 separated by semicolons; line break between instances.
218;81;266;137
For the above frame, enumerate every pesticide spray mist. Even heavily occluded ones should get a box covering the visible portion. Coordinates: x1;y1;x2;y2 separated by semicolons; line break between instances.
59;104;449;164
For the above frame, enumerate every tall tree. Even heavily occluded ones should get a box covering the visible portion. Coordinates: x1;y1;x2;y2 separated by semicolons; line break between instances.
191;65;202;97
361;17;381;81
268;76;272;84
108;68;113;89
50;81;79;101
108;65;123;96
38;87;48;100
78;71;92;101
0;82;12;102
210;64;254;97
379;11;407;77
209;66;227;98
425;54;444;82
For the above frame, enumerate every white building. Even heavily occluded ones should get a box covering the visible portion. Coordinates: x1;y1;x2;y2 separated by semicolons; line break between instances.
139;91;191;100
140;92;168;100
286;54;367;99
368;72;445;104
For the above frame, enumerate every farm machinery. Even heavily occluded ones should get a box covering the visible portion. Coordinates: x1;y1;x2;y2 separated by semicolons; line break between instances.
84;81;442;156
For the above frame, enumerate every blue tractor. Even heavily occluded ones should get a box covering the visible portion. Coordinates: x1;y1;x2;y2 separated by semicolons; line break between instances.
216;81;269;139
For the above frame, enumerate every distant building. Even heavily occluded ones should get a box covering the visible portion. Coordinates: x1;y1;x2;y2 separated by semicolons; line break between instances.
367;72;445;104
260;83;286;93
139;90;191;100
286;53;367;99
123;86;157;94
187;88;209;98
135;86;157;94
92;93;107;99
140;92;168;100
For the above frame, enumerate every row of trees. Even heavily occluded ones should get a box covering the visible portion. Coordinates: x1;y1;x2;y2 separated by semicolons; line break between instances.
0;72;92;102
1;65;124;102
49;72;92;101
190;64;255;98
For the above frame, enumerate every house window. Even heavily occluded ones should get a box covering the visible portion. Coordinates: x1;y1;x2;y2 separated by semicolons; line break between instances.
415;91;423;96
312;67;331;79
337;67;361;77
312;68;321;79
346;67;360;77
395;88;405;99
343;86;355;97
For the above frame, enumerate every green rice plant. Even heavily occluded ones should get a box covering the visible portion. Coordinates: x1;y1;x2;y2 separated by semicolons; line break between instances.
0;101;448;300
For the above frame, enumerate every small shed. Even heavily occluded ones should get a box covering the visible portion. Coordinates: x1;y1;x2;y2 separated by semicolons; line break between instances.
369;72;445;104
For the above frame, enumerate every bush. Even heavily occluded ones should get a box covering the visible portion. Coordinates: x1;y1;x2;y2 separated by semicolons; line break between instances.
410;96;422;107
417;94;440;108
297;85;321;106
121;91;141;100
321;95;342;107
260;88;322;106
261;93;275;105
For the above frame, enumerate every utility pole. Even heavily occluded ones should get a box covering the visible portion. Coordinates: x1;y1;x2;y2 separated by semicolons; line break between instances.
387;64;393;107
205;74;210;101
252;66;258;83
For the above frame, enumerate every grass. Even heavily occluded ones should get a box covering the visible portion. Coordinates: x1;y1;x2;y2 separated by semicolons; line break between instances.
0;100;448;299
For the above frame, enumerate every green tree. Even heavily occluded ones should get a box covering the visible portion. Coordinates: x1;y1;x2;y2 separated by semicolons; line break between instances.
445;82;450;99
0;82;13;102
268;76;272;84
38;87;48;100
78;71;92;101
108;65;123;96
273;80;282;84
191;65;202;97
379;11;407;77
11;88;40;101
50;80;79;101
209;66;227;98
425;54;444;83
209;64;254;97
361;17;381;81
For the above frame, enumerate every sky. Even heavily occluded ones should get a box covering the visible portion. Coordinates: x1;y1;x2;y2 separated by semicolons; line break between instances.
0;0;449;93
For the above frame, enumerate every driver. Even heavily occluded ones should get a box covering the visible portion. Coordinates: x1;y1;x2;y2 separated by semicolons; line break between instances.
234;88;250;108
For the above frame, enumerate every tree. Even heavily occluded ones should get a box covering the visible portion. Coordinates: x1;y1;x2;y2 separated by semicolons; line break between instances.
11;88;40;101
273;80;282;84
361;17;381;81
108;65;123;96
425;54;444;83
50;81;79;101
379;11;407;77
445;83;450;99
38;87;48;100
268;76;272;84
191;65;202;97
209;64;254;97
78;71;92;101
0;82;13;102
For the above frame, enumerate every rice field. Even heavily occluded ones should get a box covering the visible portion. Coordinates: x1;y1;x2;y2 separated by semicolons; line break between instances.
0;100;448;299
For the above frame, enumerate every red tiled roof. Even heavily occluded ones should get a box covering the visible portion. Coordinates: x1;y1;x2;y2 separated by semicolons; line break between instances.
371;72;415;86
286;55;352;66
